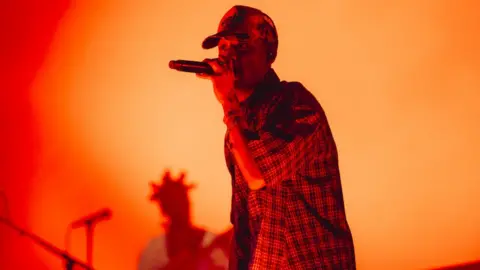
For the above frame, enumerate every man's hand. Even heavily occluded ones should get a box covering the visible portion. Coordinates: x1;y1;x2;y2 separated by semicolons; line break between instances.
196;58;238;107
197;59;266;190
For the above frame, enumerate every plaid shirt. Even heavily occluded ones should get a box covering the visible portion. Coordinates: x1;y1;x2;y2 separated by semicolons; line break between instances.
225;69;356;269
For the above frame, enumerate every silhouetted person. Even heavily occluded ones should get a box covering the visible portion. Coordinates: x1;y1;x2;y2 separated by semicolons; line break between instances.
197;5;356;269
137;170;229;270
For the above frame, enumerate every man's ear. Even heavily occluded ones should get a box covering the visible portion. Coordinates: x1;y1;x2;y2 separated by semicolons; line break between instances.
267;51;275;63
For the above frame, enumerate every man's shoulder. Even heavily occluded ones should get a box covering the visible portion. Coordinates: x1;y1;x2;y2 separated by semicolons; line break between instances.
281;80;307;91
142;233;166;251
138;234;168;269
279;80;321;109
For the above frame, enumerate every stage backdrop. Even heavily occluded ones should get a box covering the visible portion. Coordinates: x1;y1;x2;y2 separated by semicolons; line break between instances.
1;0;479;269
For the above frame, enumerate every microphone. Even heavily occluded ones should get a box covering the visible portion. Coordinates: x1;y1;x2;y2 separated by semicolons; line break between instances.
169;60;214;75
70;208;112;229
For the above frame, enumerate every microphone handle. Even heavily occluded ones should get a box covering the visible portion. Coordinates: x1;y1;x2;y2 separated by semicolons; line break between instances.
169;60;214;74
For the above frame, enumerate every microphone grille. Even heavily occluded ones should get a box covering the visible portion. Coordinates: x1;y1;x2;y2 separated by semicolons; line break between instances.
168;60;178;70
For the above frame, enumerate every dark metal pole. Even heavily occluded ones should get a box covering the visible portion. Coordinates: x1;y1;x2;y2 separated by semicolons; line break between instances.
0;217;93;270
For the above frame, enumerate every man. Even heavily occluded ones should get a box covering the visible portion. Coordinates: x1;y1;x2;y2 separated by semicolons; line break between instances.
198;5;356;269
137;170;230;270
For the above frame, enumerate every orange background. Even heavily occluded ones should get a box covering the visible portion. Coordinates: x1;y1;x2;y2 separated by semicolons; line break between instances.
1;1;479;269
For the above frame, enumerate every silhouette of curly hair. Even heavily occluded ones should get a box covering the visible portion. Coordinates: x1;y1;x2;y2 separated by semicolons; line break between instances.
149;170;196;203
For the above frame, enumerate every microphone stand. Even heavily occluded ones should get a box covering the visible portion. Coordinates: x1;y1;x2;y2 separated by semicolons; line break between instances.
85;221;95;266
0;217;94;270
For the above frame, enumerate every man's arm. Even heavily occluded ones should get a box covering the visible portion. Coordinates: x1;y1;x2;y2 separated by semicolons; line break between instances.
225;84;326;190
228;124;266;190
224;137;252;267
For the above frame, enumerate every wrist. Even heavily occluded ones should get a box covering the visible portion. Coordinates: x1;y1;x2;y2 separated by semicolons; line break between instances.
223;114;248;131
222;103;243;127
221;92;240;109
223;115;240;129
221;100;240;113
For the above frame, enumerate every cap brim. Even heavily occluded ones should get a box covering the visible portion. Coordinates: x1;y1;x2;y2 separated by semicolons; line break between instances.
202;30;251;49
202;30;231;49
202;35;220;49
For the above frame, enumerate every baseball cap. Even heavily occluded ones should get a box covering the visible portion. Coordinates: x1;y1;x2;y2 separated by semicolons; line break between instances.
202;5;278;60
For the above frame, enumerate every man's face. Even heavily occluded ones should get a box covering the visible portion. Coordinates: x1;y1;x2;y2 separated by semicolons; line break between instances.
218;36;270;90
